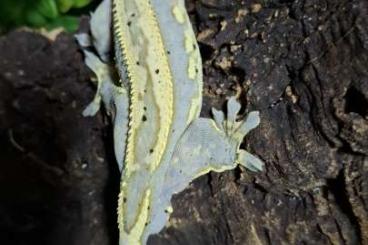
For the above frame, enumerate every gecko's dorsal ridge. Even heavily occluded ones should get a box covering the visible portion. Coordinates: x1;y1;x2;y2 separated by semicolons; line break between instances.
113;0;174;173
112;0;178;236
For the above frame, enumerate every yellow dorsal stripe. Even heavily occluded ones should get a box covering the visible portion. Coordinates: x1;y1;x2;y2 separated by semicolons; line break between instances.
113;0;173;175
113;0;174;240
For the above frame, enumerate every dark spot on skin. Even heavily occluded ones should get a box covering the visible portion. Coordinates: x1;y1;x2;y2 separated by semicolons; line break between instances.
136;61;140;65
164;210;168;213
142;115;147;122
155;69;160;74
149;149;154;154
193;44;196;50
179;170;182;174
131;13;136;17
127;21;131;26
195;68;199;73
167;51;171;54
143;106;147;111
123;197;127;203
147;206;150;210
145;222;148;226
143;89;147;93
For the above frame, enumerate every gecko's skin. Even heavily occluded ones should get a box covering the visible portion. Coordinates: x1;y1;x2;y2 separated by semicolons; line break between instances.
76;0;264;244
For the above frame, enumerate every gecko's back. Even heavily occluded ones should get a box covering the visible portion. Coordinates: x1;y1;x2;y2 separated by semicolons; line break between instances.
112;0;202;243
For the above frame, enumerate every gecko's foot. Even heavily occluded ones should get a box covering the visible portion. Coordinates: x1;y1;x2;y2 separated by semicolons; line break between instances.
74;0;114;117
75;32;103;116
77;47;116;116
212;96;264;172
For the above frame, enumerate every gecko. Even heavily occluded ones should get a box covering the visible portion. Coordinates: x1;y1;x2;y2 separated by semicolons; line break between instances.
75;0;264;244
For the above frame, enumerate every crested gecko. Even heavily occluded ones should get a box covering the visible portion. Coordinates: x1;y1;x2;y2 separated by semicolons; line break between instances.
76;0;264;244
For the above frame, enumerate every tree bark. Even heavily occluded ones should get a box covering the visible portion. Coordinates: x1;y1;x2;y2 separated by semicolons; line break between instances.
0;0;367;244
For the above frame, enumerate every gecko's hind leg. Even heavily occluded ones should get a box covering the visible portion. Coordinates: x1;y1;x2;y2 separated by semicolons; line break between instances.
75;0;114;116
160;96;264;197
75;0;128;171
79;50;116;116
79;49;128;171
145;97;264;243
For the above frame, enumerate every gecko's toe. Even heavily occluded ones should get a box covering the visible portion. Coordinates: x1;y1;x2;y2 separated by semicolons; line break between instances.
75;33;92;48
212;108;225;130
237;149;264;172
237;111;260;135
227;96;241;123
82;96;102;117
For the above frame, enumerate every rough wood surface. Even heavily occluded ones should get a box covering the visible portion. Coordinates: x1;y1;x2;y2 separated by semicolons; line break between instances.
0;0;367;244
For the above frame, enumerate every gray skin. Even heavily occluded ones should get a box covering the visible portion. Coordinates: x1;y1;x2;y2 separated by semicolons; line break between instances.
76;0;264;244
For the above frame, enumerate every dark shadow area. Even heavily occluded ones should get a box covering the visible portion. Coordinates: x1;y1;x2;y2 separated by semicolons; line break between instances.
344;86;368;117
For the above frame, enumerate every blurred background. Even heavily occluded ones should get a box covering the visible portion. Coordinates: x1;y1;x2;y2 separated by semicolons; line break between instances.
0;0;98;33
0;1;122;245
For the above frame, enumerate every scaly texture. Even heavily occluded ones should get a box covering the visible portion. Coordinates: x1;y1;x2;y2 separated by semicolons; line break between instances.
113;0;174;175
113;1;175;239
76;0;264;244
